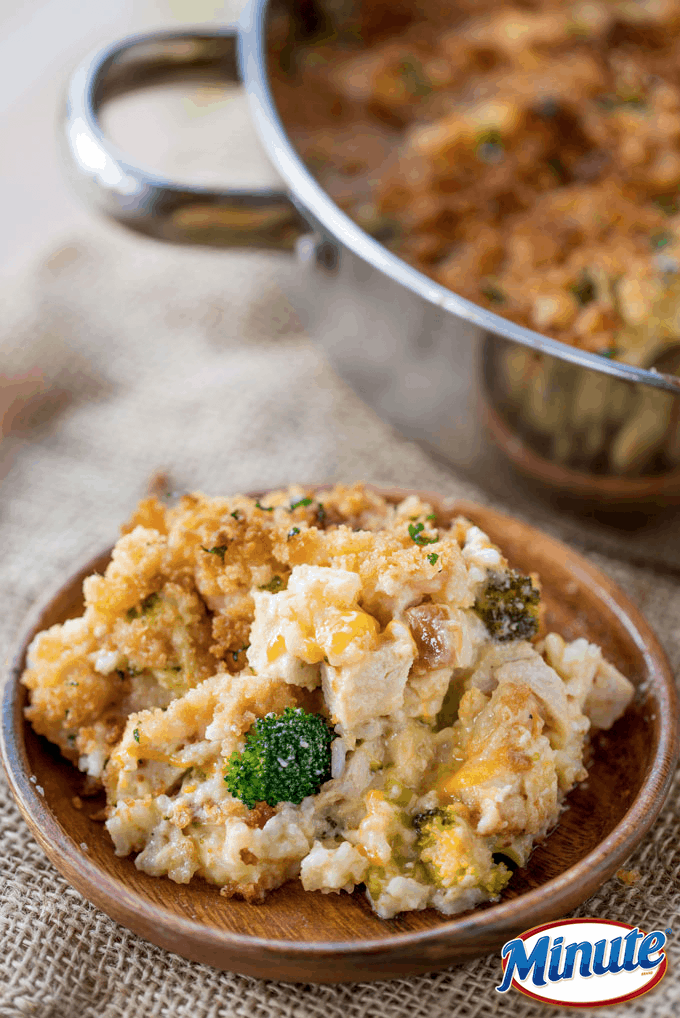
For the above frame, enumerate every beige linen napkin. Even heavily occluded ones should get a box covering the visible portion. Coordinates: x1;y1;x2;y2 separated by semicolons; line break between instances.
0;220;678;1018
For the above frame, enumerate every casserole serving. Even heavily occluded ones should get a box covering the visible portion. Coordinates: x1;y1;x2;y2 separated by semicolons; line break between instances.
20;484;634;919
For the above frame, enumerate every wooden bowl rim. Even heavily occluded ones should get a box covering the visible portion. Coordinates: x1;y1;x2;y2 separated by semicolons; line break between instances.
1;491;678;965
485;404;680;502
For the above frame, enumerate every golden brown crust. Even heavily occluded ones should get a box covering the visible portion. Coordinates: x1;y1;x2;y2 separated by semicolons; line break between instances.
20;487;465;774
242;803;277;829
121;496;168;536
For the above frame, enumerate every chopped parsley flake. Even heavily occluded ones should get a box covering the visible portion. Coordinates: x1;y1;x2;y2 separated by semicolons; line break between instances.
230;510;241;520
288;527;300;540
547;156;567;181
570;272;596;306
654;195;679;216
477;128;502;149
255;500;274;512
316;503;327;526
396;58;431;99
126;592;160;620
408;521;439;546
201;545;227;560
133;728;140;744
289;497;313;511
651;232;672;250
427;552;439;565
259;575;285;592
480;281;506;304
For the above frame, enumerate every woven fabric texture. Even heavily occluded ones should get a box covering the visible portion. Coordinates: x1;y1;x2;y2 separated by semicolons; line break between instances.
0;225;678;1018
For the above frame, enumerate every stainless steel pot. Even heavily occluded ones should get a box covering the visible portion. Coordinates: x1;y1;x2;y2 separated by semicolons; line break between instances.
63;0;680;566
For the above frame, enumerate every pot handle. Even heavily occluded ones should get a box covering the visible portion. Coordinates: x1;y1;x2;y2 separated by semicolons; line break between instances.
63;27;309;249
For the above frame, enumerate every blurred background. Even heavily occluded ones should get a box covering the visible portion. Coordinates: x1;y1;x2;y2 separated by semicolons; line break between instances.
0;0;264;278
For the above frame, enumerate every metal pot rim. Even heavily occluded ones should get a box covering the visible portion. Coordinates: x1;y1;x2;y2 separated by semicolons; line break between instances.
240;0;680;396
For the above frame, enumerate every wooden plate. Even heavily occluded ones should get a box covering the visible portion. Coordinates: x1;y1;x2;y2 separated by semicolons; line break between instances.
2;492;678;983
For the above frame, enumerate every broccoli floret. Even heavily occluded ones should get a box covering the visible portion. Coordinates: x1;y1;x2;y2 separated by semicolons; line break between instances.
413;806;457;840
414;806;511;894
473;568;540;641
224;707;336;809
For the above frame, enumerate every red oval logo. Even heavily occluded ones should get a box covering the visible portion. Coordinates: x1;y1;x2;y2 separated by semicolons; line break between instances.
497;918;669;1007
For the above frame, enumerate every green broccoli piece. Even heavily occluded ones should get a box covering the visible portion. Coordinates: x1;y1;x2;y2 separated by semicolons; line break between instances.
224;707;336;809
473;568;540;641
413;806;456;840
413;806;511;894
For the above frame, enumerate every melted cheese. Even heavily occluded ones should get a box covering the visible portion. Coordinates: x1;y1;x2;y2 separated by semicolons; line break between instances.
267;634;286;662
439;751;508;797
